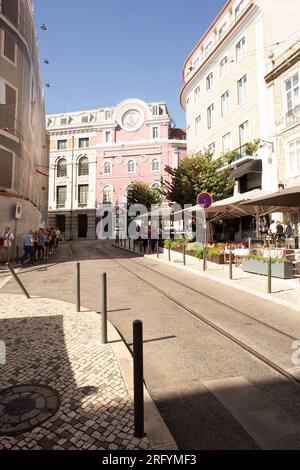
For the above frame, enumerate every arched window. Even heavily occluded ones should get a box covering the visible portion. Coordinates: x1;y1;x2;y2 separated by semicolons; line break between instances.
125;184;133;197
78;157;89;176
152;158;160;172
104;161;112;174
103;185;113;204
151;182;160;190
127;160;135;173
57;158;67;177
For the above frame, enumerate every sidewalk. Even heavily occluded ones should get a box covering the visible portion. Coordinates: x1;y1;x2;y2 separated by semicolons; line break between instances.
0;293;176;450
153;249;300;310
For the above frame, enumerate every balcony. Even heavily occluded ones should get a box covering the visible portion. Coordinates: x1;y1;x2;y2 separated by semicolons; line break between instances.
286;105;300;127
222;142;259;167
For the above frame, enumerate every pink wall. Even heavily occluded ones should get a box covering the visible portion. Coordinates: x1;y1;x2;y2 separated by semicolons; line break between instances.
96;99;186;205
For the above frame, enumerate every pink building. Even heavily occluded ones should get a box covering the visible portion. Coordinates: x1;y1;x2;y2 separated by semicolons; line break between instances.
96;99;186;206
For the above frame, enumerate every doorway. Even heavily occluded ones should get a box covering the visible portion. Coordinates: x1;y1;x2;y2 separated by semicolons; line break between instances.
78;214;88;238
56;215;66;233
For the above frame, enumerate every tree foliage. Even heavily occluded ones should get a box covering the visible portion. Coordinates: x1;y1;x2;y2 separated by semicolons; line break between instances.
162;151;234;205
126;182;161;210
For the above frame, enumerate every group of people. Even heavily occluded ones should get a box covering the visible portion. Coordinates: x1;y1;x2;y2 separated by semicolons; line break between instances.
20;228;61;266
1;227;62;267
268;220;292;242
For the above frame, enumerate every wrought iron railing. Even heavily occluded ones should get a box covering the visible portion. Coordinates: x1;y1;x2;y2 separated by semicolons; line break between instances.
286;105;300;126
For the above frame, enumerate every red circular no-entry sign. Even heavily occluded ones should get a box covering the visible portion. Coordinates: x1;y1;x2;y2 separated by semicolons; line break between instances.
197;192;213;209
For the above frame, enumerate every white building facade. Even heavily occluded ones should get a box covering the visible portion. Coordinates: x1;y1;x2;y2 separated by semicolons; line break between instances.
180;0;300;197
47;111;98;239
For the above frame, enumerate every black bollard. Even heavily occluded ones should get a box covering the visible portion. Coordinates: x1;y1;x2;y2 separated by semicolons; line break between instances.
6;263;30;299
133;320;144;438
268;257;272;294
76;262;81;312
101;273;108;344
157;241;159;259
168;241;171;262
203;248;207;271
296;237;299;250
229;248;233;280
183;244;186;266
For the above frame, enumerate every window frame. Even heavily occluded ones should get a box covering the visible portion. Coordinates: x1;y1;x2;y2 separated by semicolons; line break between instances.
104;160;112;175
56;185;67;207
78;156;89;176
78;137;90;149
206;72;214;91
56;158;67;178
284;71;299;112
237;74;248;106
236;36;246;62
1;29;17;66
219;56;228;78
127;159;136;174
207;103;215;129
103;185;113;204
194;85;201;103
221;90;230;117
151;126;160;140
195;114;201;138
57;139;67;151
78;184;89;205
151;158;160;173
222;132;231;153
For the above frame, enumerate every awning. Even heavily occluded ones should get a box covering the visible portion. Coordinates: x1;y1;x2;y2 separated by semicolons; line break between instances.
230;159;262;179
243;185;300;207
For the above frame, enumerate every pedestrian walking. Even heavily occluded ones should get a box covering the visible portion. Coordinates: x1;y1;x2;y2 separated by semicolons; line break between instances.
37;229;44;260
2;227;15;262
20;231;36;266
43;229;49;259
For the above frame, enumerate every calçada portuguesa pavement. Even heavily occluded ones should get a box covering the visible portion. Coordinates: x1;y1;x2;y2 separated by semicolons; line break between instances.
0;290;176;450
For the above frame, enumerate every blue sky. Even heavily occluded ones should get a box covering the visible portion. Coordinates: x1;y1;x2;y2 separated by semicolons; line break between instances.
35;0;225;128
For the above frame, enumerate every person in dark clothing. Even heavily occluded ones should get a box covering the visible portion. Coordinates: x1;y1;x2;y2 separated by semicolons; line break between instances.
276;221;284;241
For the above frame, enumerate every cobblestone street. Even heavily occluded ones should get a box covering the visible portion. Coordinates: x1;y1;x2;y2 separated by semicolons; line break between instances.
0;294;151;450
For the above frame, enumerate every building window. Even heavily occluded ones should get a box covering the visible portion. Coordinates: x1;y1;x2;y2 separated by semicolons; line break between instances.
82;116;89;123
219;56;228;77
205;42;212;56
57;140;67;150
207;104;215;129
56;186;67;207
152;105;159;116
152;126;159;139
219;22;227;39
57;158;67;177
105;131;112;143
222;132;231;153
78;185;89;205
192;56;200;68
104;161;112;174
79;138;89;149
194;86;201;103
195;115;201;137
285;72;299;111
60;118;67;126
3;31;16;64
151;182;161;191
221;90;230;117
208;142;216;155
78;157;89;176
103;185;113;203
206;72;213;91
152;158;160;172
236;37;246;61
0;147;13;189
237;74;248;105
239;120;250;147
0;82;16;131
288;138;300;177
235;0;245;19
127;160;136;173
1;0;18;25
105;110;111;121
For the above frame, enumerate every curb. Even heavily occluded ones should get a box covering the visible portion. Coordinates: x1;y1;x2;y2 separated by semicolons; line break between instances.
113;243;300;314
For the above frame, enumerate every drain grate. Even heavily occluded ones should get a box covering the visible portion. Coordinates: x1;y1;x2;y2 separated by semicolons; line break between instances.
0;384;60;436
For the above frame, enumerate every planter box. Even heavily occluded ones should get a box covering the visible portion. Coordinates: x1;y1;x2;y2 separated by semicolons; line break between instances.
242;258;293;279
207;253;225;264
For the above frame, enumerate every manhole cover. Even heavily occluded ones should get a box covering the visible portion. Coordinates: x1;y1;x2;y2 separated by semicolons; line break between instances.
0;384;60;436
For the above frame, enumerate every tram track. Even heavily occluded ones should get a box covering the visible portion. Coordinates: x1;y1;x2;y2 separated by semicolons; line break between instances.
102;243;300;386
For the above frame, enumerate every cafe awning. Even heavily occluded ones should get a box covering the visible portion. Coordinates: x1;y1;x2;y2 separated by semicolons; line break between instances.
243;185;300;207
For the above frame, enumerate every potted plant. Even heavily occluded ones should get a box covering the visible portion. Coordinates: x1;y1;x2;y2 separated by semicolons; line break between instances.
242;254;293;279
244;141;259;156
